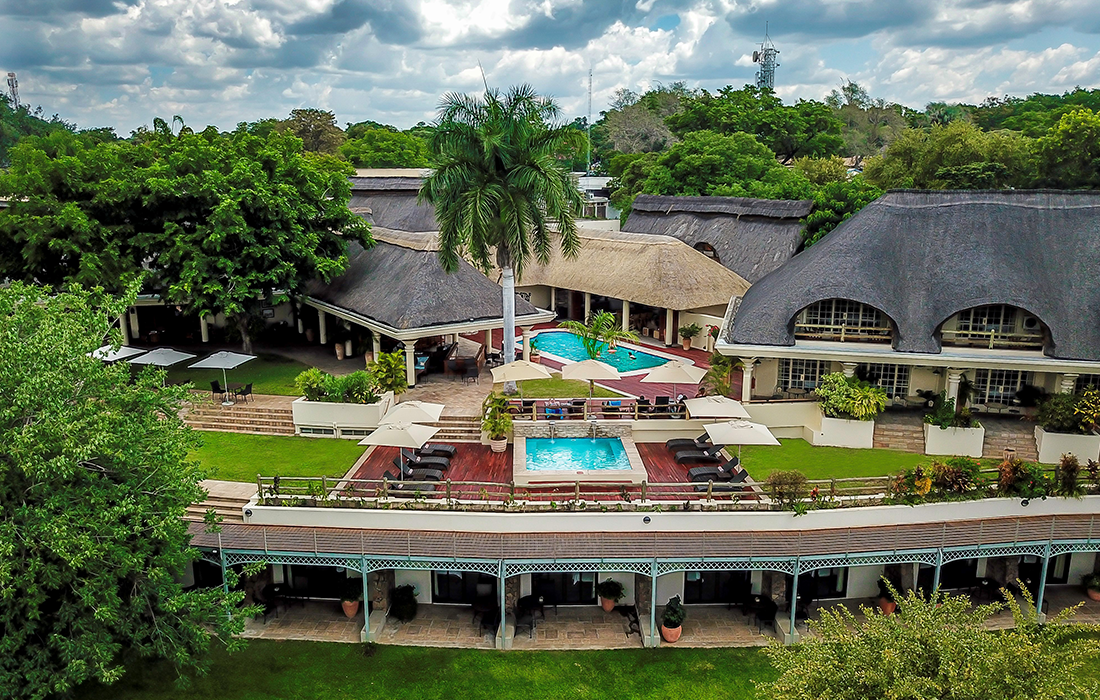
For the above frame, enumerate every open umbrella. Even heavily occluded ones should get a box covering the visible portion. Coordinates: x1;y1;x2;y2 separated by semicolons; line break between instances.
640;360;707;399
90;345;147;363
127;347;197;367
560;359;620;397
381;400;445;425
703;419;779;461
682;395;751;420
490;360;552;398
358;422;441;480
189;351;257;406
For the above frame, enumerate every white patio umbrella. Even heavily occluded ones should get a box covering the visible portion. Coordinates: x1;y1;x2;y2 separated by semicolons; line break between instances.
560;358;621;397
127;347;196;367
90;345;147;363
358;422;441;480
381;400;445;425
682;395;751;420
640;360;707;399
703;419;779;460
188;351;257;406
490;360;552;398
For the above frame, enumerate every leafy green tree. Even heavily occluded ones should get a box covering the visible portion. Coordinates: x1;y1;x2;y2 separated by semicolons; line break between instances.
339;128;430;168
345;120;399;139
420;85;584;389
368;351;409;398
703;352;742;397
642;130;791;197
277;108;345;154
825;81;907;158
0;283;254;699
972;88;1100;136
1037;108;1100;189
793;155;849;185
759;585;1099;700
803;177;883;246
0;93;74;165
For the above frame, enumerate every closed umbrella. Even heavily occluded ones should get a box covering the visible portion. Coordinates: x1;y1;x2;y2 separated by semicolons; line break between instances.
640;360;707;399
358;422;441;480
682;395;751;420
189;351;257;406
90;345;147;363
703;419;779;461
560;358;620;397
490;360;552;398
381;400;445;425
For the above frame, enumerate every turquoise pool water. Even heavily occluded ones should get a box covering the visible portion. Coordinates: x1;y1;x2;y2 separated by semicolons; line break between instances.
525;438;630;471
534;331;668;372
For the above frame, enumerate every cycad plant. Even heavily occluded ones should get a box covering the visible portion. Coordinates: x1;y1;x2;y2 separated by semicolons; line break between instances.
420;85;584;391
559;310;639;359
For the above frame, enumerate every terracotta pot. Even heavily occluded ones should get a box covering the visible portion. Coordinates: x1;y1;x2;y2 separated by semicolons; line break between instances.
530;352;541;364
681;338;692;351
305;328;315;343
878;597;897;615
600;597;616;613
1087;588;1100;602
341;600;360;618
660;624;682;643
489;437;508;453
335;342;346;361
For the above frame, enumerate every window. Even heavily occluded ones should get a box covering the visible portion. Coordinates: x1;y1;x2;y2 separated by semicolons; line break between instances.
857;363;910;398
943;305;1044;349
1075;375;1100;394
531;573;596;605
299;427;335;435
795;299;892;342
777;359;826;391
683;571;751;604
432;571;496;604
973;369;1029;404
694;242;719;263
785;568;848;601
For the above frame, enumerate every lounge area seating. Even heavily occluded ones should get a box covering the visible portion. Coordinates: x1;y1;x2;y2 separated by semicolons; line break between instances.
397;448;450;470
416;443;457;459
674;445;724;465
383;472;438;496
687;458;742;482
665;434;710;453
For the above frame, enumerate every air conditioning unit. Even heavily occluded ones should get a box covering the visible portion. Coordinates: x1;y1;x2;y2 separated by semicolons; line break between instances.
1022;315;1040;331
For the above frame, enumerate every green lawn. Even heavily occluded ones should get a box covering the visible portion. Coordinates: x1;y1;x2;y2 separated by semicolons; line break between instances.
739;439;929;481
495;377;620;398
192;432;366;482
167;353;311;396
75;640;777;700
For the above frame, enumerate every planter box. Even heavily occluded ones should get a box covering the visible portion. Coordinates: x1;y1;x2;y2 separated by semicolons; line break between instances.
292;392;395;438
812;414;875;449
923;423;985;458
1034;425;1100;464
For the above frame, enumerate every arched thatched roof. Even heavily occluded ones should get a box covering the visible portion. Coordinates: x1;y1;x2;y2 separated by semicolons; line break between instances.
726;190;1100;361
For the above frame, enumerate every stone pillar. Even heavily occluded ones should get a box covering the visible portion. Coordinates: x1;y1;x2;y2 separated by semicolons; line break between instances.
118;313;130;344
762;571;788;607
484;328;493;353
622;299;631;332
404;342;417;388
740;358;755;403
1060;373;1079;394
945;369;963;404
549;286;556;312
369;569;395;612
504;575;522;610
584;292;591;321
128;307;140;338
665;308;675;346
521;328;532;361
200;315;210;343
372;333;382;360
841;362;858;378
318;310;328;346
634;572;652;614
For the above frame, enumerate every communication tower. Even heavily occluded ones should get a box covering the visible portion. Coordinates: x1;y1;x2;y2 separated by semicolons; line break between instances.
751;26;779;91
6;72;18;107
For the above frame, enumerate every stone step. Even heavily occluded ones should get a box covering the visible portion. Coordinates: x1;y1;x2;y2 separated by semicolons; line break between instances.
187;408;294;419
190;423;296;436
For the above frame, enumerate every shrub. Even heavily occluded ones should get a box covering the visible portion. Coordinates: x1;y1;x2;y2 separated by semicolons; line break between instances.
389;584;418;622
678;323;702;340
997;458;1052;499
923;392;980;429
1037;393;1089;434
766;470;809;508
816;372;886;421
1057;453;1083;497
1074;388;1100;433
662;595;686;628
294;368;380;404
481;394;513;440
846;383;888;420
932;457;982;494
295;367;328;402
1084;573;1100;592
368;351;409;397
595;578;626;603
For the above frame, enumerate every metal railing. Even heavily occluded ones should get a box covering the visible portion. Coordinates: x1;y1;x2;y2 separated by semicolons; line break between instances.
794;322;893;343
508;397;686;421
941;328;1044;350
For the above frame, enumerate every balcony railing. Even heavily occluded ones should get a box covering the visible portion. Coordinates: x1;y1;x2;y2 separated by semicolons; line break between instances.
941;328;1044;350
794;322;893;343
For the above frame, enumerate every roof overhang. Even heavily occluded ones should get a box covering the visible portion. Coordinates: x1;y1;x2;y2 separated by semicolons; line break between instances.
302;296;556;343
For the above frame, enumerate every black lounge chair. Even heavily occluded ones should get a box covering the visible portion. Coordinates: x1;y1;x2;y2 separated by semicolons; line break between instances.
687;458;743;482
674;445;724;465
417;443;457;459
665;434;710;453
399;462;444;481
694;481;745;493
396;448;450;470
383;471;438;496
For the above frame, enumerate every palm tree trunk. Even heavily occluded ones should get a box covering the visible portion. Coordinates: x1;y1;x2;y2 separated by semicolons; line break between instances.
501;262;518;394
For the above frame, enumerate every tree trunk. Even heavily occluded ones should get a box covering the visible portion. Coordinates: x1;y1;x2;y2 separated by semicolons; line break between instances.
499;247;517;395
235;314;254;355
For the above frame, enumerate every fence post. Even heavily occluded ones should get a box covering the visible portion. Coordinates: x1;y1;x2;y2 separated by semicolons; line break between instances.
445;479;452;501
510;481;516;499
706;480;714;501
641;481;648;501
382;476;389;499
256;474;263;501
575;481;581;503
322;475;328;496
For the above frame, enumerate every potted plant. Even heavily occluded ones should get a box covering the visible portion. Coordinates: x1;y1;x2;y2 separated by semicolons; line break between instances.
595;578;625;612
660;595;685;643
482;394;512;452
1034;389;1100;463
812;372;886;449
706;324;720;352
529;339;541;363
678;323;702;351
341;578;363;618
1084;573;1100;602
389;584;419;622
877;579;897;615
922;391;985;457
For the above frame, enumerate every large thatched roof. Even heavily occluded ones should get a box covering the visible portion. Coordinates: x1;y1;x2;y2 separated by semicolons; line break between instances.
518;228;750;311
726;190;1100;361
623;194;813;283
348;173;438;232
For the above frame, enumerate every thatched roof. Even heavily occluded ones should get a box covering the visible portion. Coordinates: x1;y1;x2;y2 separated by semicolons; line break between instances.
623;194;813;283
518;228;750;311
348;173;438;232
726;190;1100;361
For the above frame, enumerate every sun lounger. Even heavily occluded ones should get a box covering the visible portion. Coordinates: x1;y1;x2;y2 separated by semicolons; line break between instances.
383;471;438;496
665;434;710;453
417;443;457;459
396;448;450;470
674;448;723;465
687;458;743;482
694;482;745;493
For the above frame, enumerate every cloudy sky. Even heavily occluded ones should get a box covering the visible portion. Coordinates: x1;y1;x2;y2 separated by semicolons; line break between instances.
3;0;1100;134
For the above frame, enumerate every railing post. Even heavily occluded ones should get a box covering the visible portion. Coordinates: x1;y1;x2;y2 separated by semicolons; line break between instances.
932;549;943;596
498;560;507;650
1036;541;1052;621
641;481;648;501
361;556;370;640
706;480;714;501
256;474;263;501
322;475;328;496
445;479;452;501
510;481;516;500
574;481;581;503
788;559;800;644
382;476;389;499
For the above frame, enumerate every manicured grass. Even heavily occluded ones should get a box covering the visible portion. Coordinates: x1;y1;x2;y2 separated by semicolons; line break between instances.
167;353;311;396
495;377;619;398
740;439;929;481
75;640;777;700
191;432;366;482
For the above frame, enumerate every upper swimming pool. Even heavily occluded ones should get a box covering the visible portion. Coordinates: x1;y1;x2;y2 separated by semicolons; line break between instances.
533;330;670;373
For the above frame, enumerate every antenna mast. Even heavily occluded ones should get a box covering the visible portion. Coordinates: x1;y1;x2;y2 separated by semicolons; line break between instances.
586;68;592;175
6;72;19;107
751;24;779;91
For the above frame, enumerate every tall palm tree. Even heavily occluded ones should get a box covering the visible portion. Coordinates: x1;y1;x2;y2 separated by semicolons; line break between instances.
419;86;584;389
559;310;639;360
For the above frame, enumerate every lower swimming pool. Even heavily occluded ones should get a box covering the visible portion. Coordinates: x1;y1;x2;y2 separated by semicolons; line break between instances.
533;329;670;373
524;437;630;472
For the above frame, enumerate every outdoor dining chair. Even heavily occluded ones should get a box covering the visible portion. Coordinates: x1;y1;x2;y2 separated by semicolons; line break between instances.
210;380;225;403
234;383;253;403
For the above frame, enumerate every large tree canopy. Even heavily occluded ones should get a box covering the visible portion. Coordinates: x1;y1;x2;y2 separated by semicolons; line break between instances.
339;127;430;168
0;284;253;700
1037;108;1100;189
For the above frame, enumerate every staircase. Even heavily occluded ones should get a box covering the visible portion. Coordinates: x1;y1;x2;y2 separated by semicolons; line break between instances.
184;402;295;436
982;417;1039;461
873;413;925;453
186;481;255;523
427;414;483;443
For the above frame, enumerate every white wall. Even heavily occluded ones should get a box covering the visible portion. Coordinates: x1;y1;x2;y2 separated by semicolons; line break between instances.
752;359;780;398
516;285;551;309
1068;552;1098;585
909;367;941;397
655;572;684;605
679;312;724;350
845;564;885;599
395;570;433;604
598;572;636;605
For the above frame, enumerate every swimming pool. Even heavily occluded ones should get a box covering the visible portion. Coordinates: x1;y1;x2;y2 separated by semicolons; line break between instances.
533;330;670;373
524;437;630;472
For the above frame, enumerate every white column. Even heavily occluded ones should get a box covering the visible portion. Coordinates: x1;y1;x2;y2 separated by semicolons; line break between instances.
622;299;631;332
841;362;857;378
665;308;674;346
549;286;557;311
118;313;130;344
1060;373;1079;394
372;332;382;359
946;369;963;404
584;292;591;321
128;307;140;338
484;328;493;352
405;342;417;388
295;303;304;334
200;315;210;343
740;358;755;403
521;328;532;361
318;310;327;345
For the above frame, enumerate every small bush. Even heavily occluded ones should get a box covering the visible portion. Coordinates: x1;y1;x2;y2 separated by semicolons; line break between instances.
932;457;982;494
595;578;626;602
1037;393;1089;434
662;595;686;628
295;368;381;404
389;584;418;622
997;458;1051;499
295;367;328;402
923;392;980;429
1057;453;1083;497
816;372;886;421
766;470;809;509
